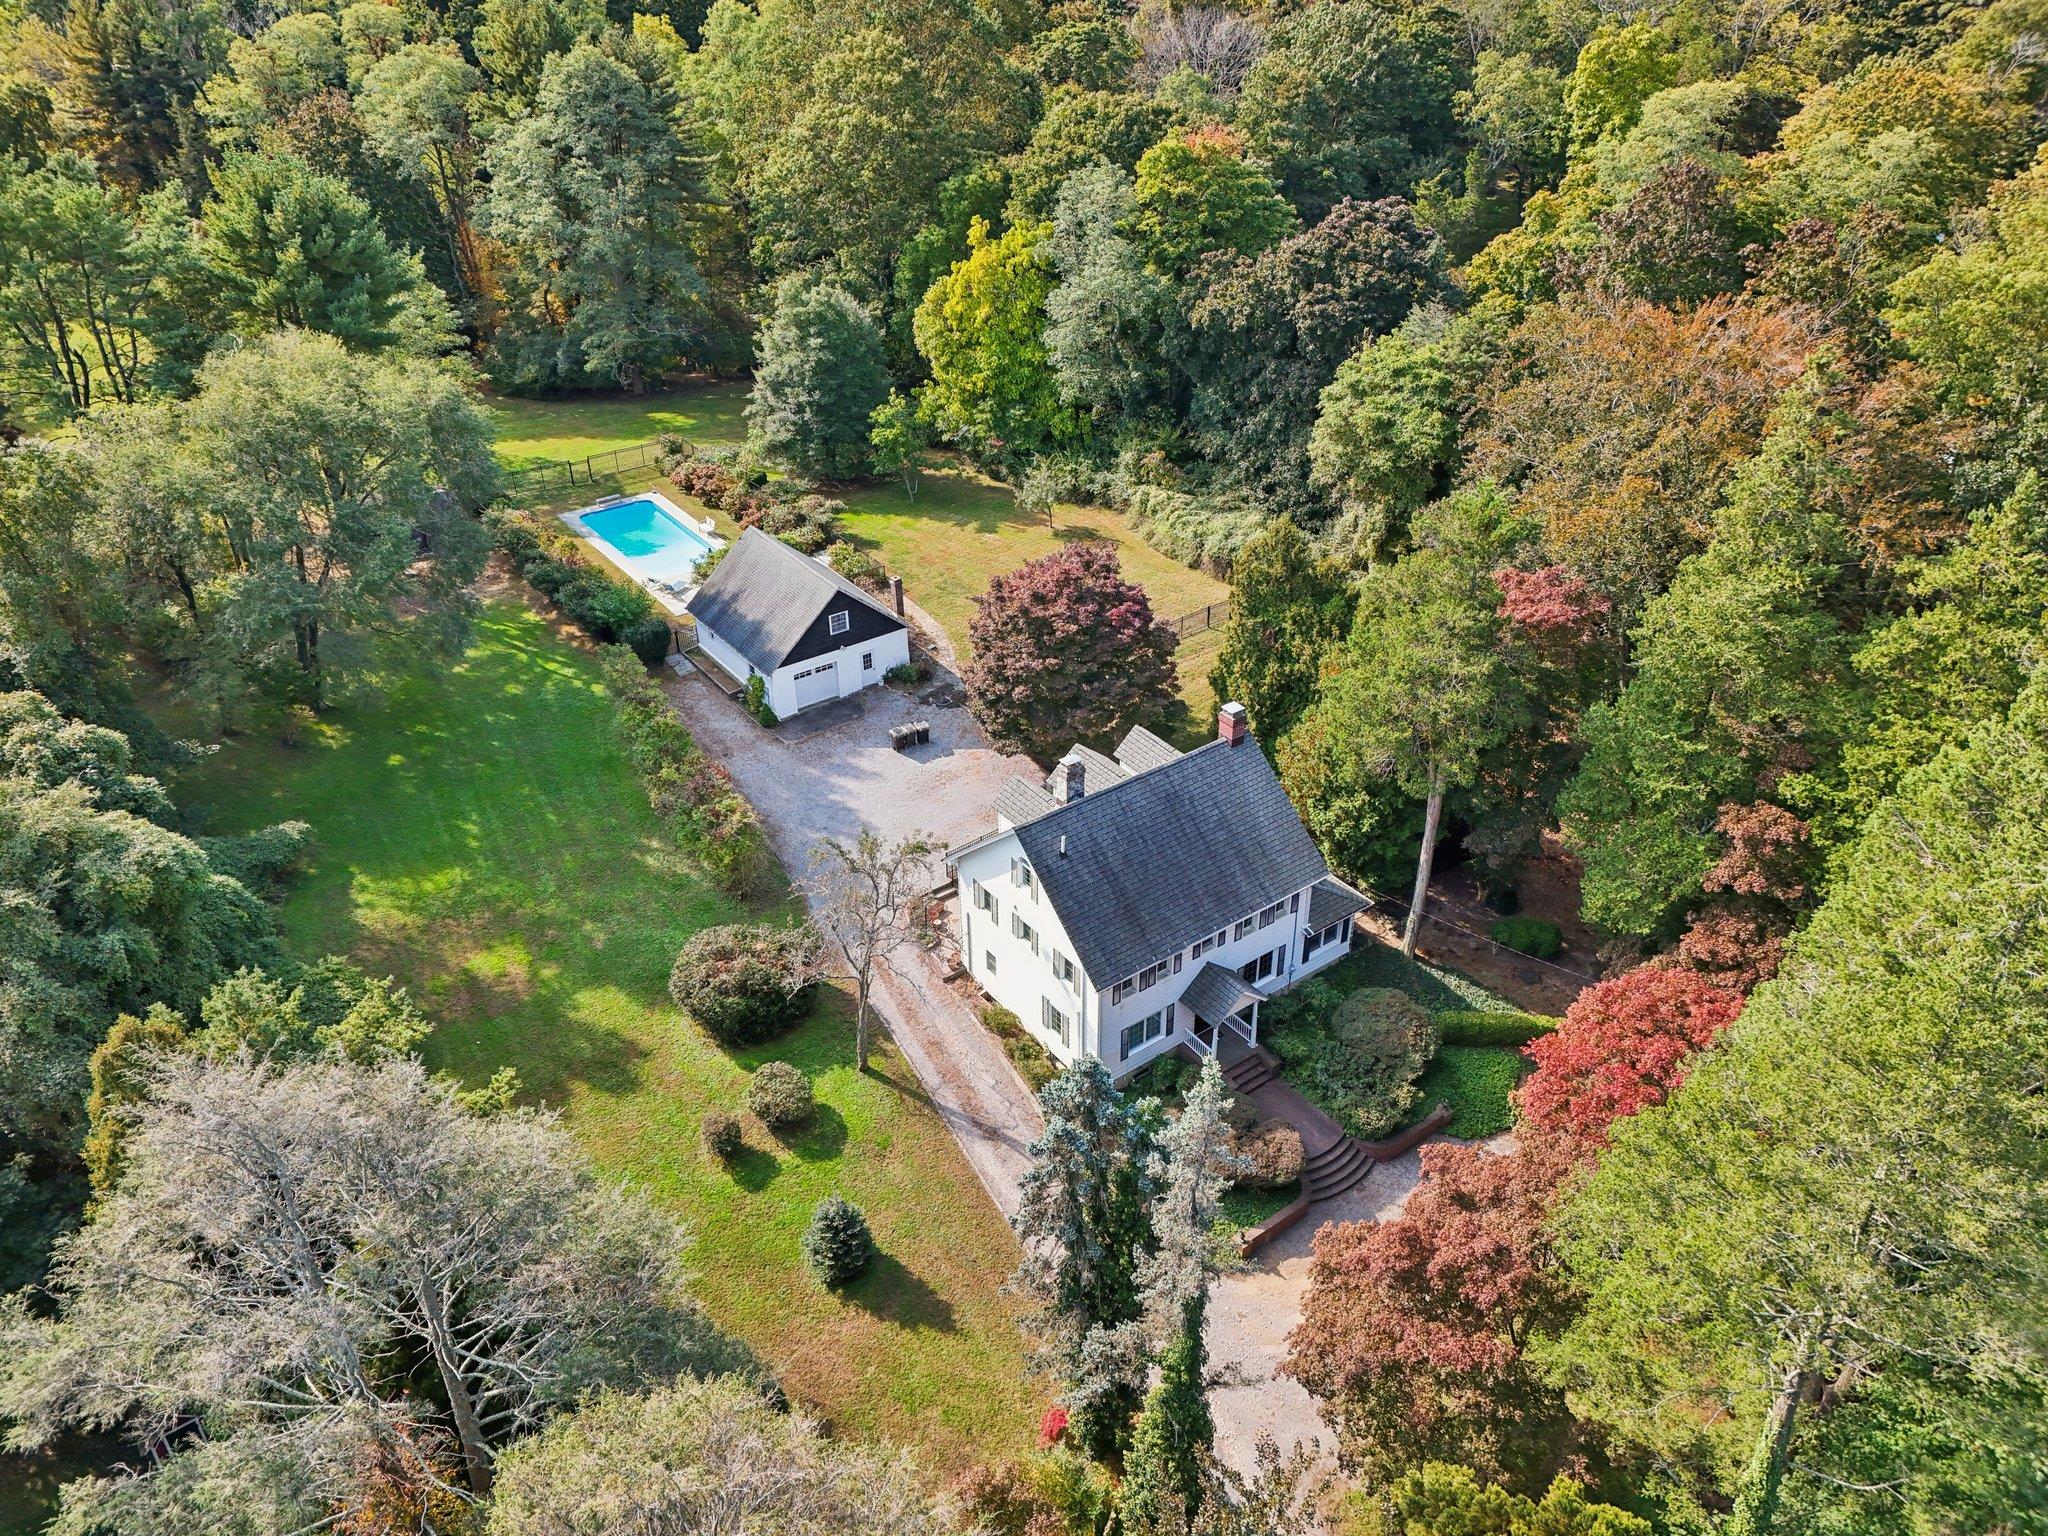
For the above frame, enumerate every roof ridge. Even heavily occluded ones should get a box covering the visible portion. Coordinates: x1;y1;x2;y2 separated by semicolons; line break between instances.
1019;737;1221;827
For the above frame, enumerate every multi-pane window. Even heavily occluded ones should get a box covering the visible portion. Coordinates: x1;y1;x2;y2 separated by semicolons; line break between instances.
1192;933;1215;959
1119;1009;1166;1058
828;610;851;636
1043;998;1071;1045
1239;945;1284;985
1051;950;1075;985
1111;978;1134;1005
1257;900;1287;929
1138;957;1174;990
1233;917;1253;941
973;883;998;922
984;949;997;974
1012;913;1038;953
1013;859;1035;894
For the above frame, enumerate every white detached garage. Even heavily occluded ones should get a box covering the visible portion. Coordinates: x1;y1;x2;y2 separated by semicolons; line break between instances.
686;527;911;717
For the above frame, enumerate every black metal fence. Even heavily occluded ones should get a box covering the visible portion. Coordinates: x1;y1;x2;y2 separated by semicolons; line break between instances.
1166;600;1227;641
499;438;675;500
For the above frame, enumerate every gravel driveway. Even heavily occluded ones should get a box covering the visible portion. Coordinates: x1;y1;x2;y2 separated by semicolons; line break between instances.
664;667;1047;1211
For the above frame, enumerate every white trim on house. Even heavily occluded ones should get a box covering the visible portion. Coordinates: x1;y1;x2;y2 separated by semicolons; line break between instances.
695;621;909;718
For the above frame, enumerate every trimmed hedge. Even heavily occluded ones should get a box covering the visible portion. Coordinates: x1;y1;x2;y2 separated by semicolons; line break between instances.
485;507;670;662
595;645;779;897
1435;1009;1559;1047
1265;986;1435;1138
1489;916;1563;959
980;1004;1058;1091
701;1110;743;1161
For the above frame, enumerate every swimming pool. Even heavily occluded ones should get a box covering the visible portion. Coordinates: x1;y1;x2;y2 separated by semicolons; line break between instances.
569;493;720;588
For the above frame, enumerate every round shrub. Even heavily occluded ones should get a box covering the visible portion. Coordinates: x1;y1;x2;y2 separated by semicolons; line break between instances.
700;1109;742;1161
525;558;575;598
1329;988;1436;1133
1489;916;1563;959
669;924;819;1045
801;1194;875;1287
1232;1121;1304;1189
621;615;673;667
745;1060;814;1128
827;541;884;591
775;523;827;554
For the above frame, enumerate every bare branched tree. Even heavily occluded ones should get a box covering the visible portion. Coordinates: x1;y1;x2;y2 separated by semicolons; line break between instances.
1132;0;1268;94
801;830;939;1073
0;1055;748;1533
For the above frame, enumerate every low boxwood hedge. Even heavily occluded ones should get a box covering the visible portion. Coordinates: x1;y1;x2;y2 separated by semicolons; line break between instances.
1488;916;1563;959
1435;1009;1559;1047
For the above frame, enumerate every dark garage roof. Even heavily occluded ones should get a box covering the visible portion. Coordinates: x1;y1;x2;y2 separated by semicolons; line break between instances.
1009;737;1332;986
687;528;904;675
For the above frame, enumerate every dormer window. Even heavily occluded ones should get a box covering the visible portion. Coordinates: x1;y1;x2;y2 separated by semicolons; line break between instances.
828;610;851;637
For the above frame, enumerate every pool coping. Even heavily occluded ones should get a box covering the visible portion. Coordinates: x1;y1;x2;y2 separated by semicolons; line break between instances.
558;490;723;619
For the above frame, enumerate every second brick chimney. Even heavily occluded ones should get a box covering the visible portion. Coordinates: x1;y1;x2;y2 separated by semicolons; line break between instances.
1218;701;1249;747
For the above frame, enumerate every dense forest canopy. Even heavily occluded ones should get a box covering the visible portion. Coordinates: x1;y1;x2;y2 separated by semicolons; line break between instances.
3;0;2047;1525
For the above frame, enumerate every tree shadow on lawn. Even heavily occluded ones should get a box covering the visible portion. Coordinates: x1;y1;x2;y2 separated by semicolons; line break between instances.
728;1142;781;1192
847;1251;959;1334
773;1103;848;1163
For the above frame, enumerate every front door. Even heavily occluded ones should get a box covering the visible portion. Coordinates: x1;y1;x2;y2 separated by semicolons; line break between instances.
792;661;838;709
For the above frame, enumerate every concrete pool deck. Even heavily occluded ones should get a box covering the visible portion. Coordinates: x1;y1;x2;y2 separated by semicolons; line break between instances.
559;490;722;617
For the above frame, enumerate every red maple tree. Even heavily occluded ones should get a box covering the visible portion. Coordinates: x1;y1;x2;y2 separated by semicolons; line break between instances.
1516;964;1745;1151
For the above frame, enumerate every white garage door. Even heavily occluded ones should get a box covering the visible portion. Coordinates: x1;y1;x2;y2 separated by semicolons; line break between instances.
792;660;838;709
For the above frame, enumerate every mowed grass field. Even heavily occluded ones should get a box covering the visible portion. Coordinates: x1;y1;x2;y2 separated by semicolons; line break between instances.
178;601;1038;1469
494;383;1230;738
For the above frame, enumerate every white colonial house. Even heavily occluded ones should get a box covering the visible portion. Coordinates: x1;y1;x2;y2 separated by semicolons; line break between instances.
687;527;911;717
947;702;1370;1083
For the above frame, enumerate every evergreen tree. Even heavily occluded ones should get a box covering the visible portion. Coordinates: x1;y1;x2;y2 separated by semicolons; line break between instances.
1013;1059;1160;1464
801;1194;876;1286
1208;519;1355;748
200;151;440;351
747;275;891;481
1543;676;2048;1530
1120;1311;1214;1536
484;38;719;391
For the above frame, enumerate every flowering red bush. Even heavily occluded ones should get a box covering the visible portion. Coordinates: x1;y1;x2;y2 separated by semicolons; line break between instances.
964;542;1175;762
1036;1404;1069;1448
1515;964;1744;1150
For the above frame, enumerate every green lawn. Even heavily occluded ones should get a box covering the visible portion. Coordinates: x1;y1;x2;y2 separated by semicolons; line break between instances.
176;600;1037;1471
488;381;750;470
488;383;1230;732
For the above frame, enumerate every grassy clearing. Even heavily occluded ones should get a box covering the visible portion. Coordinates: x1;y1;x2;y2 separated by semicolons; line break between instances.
177;600;1036;1470
490;386;1230;682
488;381;749;469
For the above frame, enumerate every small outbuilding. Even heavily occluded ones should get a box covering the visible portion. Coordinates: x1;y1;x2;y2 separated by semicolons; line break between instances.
686;527;910;716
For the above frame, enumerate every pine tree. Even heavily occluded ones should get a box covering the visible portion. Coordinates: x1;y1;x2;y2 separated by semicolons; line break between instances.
1013;1059;1160;1463
1119;1301;1215;1536
801;1195;875;1287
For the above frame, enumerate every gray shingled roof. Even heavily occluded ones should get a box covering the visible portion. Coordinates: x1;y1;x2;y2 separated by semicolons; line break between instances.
685;527;902;674
1181;962;1261;1024
1307;877;1371;932
1012;738;1332;986
1114;726;1181;774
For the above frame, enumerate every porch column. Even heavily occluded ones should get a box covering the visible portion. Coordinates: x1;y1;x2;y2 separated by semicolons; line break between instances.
1249;997;1260;1046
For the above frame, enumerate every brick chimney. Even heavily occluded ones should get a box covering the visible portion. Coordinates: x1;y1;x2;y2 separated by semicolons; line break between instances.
1052;753;1086;804
1218;701;1249;747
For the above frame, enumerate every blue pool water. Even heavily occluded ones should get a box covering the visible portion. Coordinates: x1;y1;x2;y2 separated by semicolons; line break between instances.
576;497;718;585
